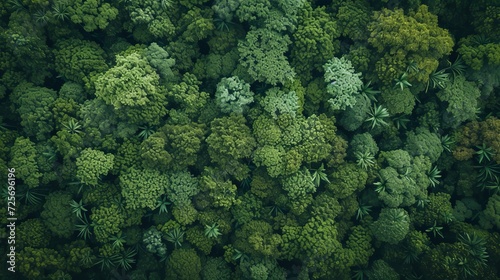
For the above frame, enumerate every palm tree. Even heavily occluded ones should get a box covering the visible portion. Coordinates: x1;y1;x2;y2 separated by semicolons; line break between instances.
426;221;444;238
137;126;155;140
440;134;454;153
475;143;494;164
426;69;449;92
365;105;389;130
165;228;184;248
356;204;372;220
63;119;83;134
112;247;137;271
110;232;127;249
75;214;93;240
394;72;412;91
309;163;330;187
204;223;222;239
52;2;70;21
427;166;441;188
70;199;88;219
156;195;171;215
355;151;375;171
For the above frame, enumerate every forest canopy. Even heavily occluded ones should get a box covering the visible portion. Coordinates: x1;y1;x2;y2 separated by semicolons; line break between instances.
1;0;500;279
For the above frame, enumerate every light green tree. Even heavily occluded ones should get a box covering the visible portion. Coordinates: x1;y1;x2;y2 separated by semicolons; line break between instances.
95;52;167;125
323;56;363;111
76;148;114;186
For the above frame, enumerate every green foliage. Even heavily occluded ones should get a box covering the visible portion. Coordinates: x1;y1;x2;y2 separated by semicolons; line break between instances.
70;199;88;219
167;73;209;118
67;0;119;32
95;52;167;125
54;39;108;89
11;82;56;140
238;28;295;85
200;168;239;209
327;163;367;199
404;127;443;163
323;56;363;111
41;191;76;238
165;249;202;280
371;208;410;245
375;150;430;207
368;5;454;85
380;87;415;116
206;114;256;179
234;220;282;257
17;218;50;249
120;167;169;210
165;227;185;248
437;75;481;129
201;257;232;280
339;94;371;131
124;0;177;39
91;203;124;243
458;35;500;70
204;223;222;239
166;170;199;208
145;42;176;82
18;247;64;279
76;148;114;186
483;194;500;230
366;260;400;280
291;5;340;83
365;104;390;130
215;76;254;114
260;87;299;119
139;133;172;171
9;137;42;188
143;227;167;258
411;192;454;227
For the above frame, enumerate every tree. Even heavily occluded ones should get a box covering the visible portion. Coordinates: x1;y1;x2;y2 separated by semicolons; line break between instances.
206;114;256;180
367;5;454;85
1;11;52;87
238;27;295;85
291;4;340;83
41;192;76;239
199;167;239;209
336;0;371;41
371;208;410;245
437;75;481;129
9;136;42;188
260;87;299;119
375;150;430;207
94;52;167;125
215;76;254;114
165;249;202;280
323;56;363;111
75;148;114;186
123;0;177;39
145;42;176;82
483;194;500;230
90;203;124;243
404;127;443;163
54;38;108;89
10;82;56;141
234;220;282;258
458;35;500;70
120;167;169;210
327;163;368;199
167;73;210;118
67;0;119;32
162;122;205;170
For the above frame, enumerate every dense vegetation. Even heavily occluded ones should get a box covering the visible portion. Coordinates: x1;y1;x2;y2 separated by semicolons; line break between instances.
1;0;499;279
